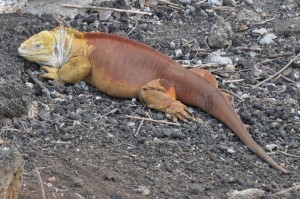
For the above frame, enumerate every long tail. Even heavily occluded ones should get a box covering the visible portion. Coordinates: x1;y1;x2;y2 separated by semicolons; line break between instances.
175;71;288;173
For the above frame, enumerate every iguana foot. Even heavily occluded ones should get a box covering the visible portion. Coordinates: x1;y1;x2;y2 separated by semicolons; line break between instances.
139;79;195;122
163;100;195;122
41;66;60;81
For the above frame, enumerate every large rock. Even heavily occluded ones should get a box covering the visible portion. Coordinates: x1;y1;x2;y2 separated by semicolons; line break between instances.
22;0;93;18
0;146;24;199
0;14;57;123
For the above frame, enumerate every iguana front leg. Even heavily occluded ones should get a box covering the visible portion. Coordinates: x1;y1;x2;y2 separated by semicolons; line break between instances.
139;79;194;122
41;56;91;84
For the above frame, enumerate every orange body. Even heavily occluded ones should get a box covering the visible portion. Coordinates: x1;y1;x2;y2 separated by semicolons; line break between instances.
83;32;287;173
18;27;287;173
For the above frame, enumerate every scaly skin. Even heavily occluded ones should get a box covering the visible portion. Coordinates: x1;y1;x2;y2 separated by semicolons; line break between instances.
18;27;288;173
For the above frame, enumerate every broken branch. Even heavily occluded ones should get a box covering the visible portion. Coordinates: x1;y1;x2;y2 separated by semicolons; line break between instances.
62;4;152;15
252;52;300;89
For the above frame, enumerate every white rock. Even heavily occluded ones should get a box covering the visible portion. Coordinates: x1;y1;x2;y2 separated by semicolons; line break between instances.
137;186;150;196
265;144;279;152
178;0;191;3
249;51;257;58
205;51;233;65
227;188;265;199
195;60;203;65
127;122;135;127
25;82;33;88
208;0;223;6
182;60;191;66
252;28;268;37
224;64;235;72
259;33;277;44
170;41;176;49
174;49;183;57
237;9;261;21
227;148;235;153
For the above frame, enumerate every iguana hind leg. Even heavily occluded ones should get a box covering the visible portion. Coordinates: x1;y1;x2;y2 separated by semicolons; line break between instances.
139;79;194;122
41;56;91;84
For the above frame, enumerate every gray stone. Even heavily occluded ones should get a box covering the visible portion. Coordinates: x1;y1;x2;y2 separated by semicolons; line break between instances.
208;0;223;6
252;28;268;37
237;9;261;21
259;33;277;45
207;18;233;48
274;18;300;35
227;188;265;199
205;51;233;65
178;0;191;4
0;79;32;118
223;0;236;6
22;0;93;18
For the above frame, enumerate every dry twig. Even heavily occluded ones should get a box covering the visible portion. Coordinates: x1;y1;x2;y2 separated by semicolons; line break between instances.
220;89;245;102
158;0;181;8
222;79;245;84
193;63;220;68
252;17;275;25
62;4;152;15
135;119;144;136
234;46;262;51
252;52;300;89
267;52;294;59
278;150;300;158
35;168;46;199
211;6;235;12
26;70;52;101
125;115;180;126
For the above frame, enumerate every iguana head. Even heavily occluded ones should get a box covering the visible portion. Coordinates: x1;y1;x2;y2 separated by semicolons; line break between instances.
18;30;57;66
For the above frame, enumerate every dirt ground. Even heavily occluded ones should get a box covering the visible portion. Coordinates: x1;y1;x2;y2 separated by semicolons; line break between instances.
0;0;300;198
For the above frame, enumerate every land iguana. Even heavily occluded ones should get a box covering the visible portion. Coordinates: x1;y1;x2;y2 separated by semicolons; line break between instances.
18;27;288;173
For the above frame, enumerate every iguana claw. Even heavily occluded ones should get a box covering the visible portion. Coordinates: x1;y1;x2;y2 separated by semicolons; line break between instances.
164;101;195;122
41;66;60;81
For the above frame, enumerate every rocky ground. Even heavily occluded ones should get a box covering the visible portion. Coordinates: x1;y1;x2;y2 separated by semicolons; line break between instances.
0;0;300;198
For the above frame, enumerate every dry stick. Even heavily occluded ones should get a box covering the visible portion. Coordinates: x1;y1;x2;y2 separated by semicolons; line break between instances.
75;193;85;199
62;4;152;15
125;115;180;126
197;0;206;4
252;17;275;25
220;88;244;102
234;46;262;51
26;70;52;101
267;52;294;59
222;79;245;84
267;68;298;84
252;52;300;89
212;6;235;12
193;63;220;68
182;38;196;47
278;150;300;158
273;184;300;196
158;0;181;8
135;119;144;136
35;168;46;199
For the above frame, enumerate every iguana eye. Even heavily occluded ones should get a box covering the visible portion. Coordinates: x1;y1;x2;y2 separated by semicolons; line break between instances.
33;43;43;50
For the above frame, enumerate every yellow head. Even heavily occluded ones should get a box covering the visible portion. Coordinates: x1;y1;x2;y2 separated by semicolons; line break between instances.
18;30;57;65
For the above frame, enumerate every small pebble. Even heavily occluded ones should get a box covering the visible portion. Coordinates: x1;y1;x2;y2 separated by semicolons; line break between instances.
174;49;183;57
227;148;235;153
259;33;277;44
